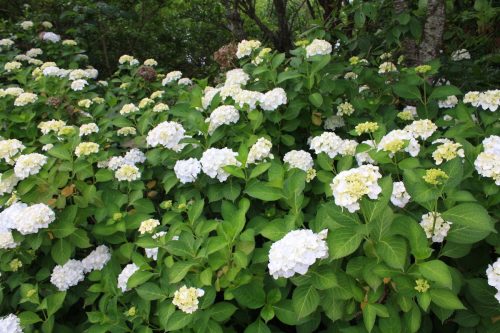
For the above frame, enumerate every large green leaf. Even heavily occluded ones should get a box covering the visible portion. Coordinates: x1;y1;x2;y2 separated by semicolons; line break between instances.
292;285;320;318
327;225;364;259
442;203;495;244
376;236;407;270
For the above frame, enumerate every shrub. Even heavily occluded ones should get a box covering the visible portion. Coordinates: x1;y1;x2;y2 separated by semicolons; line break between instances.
0;19;499;333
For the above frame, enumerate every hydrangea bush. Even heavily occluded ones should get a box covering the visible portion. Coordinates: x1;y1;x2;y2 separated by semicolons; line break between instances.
1;20;500;333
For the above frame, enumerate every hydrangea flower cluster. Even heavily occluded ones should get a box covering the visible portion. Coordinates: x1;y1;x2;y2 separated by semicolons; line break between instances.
330;164;382;212
432;139;464;165
390;181;411;208
247;138;273;165
206;105;240;134
200;148;241;182
174;158;202;183
405;119;437;140
14;153;47;179
236;39;261;59
309;132;354;159
378;129;420;157
138;219;160;234
463;90;500;112
172;286;205;313
117;263;140;292
438;95;458;109
0;139;25;164
486;258;500;303
283;150;314;172
146;121;186;151
162;71;182;85
268;229;328;279
0;313;22;333
145;231;166;260
474;135;500;185
419;212;451;243
259;88;287;111
305;39;332;58
75;142;99;157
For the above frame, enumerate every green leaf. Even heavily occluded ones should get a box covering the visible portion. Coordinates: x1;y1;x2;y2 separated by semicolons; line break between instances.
51;239;72;265
363;303;377;332
393;83;421;100
233;281;266;309
277;70;302;83
165;310;193;331
376;236;407;270
292;285;320;319
46;292;66;316
418;260;452;289
308;93;323;108
18;311;42;325
249;162;271;179
327;225;363;259
127;271;154;289
244;319;271;333
168;262;194;283
210;302;237;322
50;205;78;238
310;266;338;290
430;289;466;310
245;181;283;201
429;85;462;100
48;145;72;161
135;282;165;300
272;53;286;69
442;203;495;244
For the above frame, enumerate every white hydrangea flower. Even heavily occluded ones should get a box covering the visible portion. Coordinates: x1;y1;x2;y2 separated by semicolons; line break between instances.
85;67;98;79
330;164;382;213
144;58;158;66
119;103;139;115
419;212;451;243
162;71;182;85
324;115;345;130
451;49;471;61
14;92;38;106
20;20;34;29
178;78;192;86
0;174;20;196
0;203;27;230
153;102;169;113
247;138;273;165
62;39;77;46
431;139;464;165
259;88;287;111
337;102;355;116
115;165;141;182
202;87;221;109
0;314;22;333
483;135;500;155
344;72;358;80
174;158;202;183
14;153;47;179
173;286;205;314
474;135;500;185
268;229;328;279
465;90;500;112
42;21;53;28
117;127;136;136
339;139;358;156
118;55;136;65
0;139;25;164
81;245;111;273
71;79;88;91
146;121;186;151
117;263;139;292
305;39;332;58
438;95;458;109
206;105;240;134
233;90;263;110
38;120;66;135
79;123;99;136
283;150;314;172
200;148;241;182
225;68;249;86
220;84;242;101
42;32;61;43
4;61;22;72
378;62;397;74
75;142;99;158
405;119;437;140
391;181;411;208
145;231;166;260
69;69;90;81
0;38;15;47
309;132;344;158
3;87;24;97
355;140;377;166
0;230;18;249
236;40;262;58
14;203;55;235
486;258;500;300
377;129;420;157
124;149;146;165
138;219;160;234
50;260;85;291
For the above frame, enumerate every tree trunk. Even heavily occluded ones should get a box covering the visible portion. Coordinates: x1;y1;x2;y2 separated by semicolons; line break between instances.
418;0;445;63
273;0;293;51
393;0;419;65
223;0;247;41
